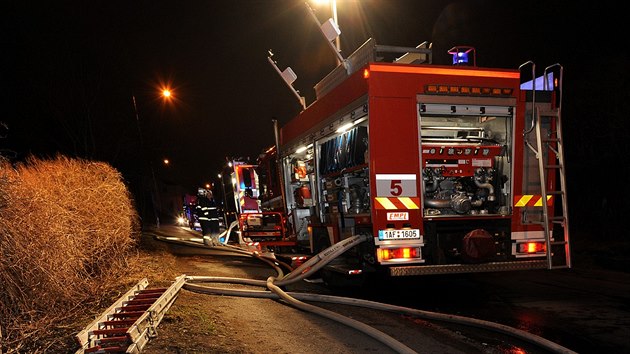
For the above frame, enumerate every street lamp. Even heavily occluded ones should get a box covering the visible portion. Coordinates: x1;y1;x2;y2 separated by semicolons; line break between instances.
131;88;174;228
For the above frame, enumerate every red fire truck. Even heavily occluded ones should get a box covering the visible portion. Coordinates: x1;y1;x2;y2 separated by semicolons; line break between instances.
230;161;296;249
181;193;200;230
265;39;570;279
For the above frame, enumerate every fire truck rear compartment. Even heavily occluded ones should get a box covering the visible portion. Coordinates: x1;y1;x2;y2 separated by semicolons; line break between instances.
423;218;511;265
384;218;552;276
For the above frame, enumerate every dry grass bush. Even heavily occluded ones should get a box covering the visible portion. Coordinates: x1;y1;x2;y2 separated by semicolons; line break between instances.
0;155;142;353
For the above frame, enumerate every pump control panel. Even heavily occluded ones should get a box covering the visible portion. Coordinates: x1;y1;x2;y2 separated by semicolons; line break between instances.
422;144;502;177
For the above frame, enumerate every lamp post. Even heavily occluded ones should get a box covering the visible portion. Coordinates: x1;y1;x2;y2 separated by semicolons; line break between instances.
131;88;174;228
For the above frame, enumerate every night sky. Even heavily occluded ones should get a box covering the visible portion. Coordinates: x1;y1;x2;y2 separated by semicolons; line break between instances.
4;1;627;238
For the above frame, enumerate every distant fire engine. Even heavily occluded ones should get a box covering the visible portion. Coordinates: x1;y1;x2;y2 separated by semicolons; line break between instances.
262;38;570;279
180;193;200;230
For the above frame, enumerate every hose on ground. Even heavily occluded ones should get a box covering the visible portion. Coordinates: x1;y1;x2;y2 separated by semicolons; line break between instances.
175;233;421;353
183;282;577;354
158;230;577;354
185;234;368;288
266;276;417;354
152;233;291;277
276;234;368;285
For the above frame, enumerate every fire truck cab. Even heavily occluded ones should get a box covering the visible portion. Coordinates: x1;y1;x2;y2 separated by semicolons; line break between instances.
273;39;570;278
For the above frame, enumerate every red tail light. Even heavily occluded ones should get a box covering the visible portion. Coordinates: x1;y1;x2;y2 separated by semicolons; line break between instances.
378;247;420;261
517;242;546;254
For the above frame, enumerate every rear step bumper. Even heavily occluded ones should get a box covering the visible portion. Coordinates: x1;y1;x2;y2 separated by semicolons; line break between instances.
388;260;549;276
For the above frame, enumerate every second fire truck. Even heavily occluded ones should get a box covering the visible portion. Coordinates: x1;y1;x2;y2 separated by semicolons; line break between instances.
260;39;570;280
229;161;296;249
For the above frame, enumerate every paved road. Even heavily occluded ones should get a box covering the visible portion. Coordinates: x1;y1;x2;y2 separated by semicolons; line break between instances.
342;265;630;353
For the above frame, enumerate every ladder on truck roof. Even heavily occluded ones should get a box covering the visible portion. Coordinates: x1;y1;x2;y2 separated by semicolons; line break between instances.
520;62;571;270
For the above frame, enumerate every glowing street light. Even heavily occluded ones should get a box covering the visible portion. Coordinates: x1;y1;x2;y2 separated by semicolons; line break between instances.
131;87;175;227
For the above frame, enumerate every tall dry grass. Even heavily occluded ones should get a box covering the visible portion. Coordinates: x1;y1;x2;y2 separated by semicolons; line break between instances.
0;155;141;353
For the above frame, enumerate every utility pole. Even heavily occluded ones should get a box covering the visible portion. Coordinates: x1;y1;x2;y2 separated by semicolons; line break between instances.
132;94;161;228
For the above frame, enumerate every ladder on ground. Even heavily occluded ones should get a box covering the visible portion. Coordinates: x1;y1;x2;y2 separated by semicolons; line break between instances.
75;275;186;353
522;62;571;270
